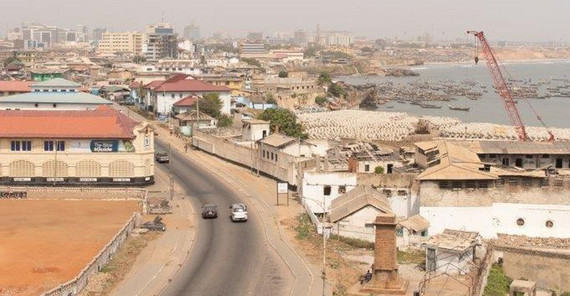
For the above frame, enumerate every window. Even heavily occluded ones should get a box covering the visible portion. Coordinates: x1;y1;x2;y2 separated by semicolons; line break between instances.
465;181;476;188
489;154;497;158
57;141;65;151
11;140;31;151
262;150;266;158
452;181;462;189
323;185;331;196
522;179;532;187
10;140;20;151
44;141;54;151
542;154;549;158
439;181;449;189
398;190;407;196
509;179;518;186
364;164;370;172
516;218;525;226
479;181;489;188
275;154;278;162
525;154;533;159
270;152;274;160
496;179;505;187
546;220;554;228
171;94;175;98
338;186;346;194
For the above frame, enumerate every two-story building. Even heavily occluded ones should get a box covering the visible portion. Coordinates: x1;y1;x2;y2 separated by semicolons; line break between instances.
148;74;232;115
0;106;154;186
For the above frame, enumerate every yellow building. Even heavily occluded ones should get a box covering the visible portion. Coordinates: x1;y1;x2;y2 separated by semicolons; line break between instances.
97;32;144;55
0;106;154;186
196;74;245;96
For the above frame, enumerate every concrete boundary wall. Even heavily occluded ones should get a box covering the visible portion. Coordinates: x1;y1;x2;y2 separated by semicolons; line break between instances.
41;212;141;296
494;245;570;292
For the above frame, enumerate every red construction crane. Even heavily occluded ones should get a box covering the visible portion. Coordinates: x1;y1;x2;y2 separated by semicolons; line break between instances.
467;30;555;141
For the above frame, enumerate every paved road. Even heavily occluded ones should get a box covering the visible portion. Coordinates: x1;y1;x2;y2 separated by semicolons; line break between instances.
156;139;286;296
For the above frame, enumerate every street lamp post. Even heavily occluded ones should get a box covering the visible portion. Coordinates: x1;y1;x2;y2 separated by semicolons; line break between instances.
302;196;329;296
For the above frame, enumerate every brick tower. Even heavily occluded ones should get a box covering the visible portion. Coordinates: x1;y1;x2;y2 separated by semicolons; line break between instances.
360;213;408;294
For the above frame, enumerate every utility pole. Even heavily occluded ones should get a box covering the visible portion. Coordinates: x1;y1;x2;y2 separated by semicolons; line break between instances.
169;143;174;200
53;140;58;186
322;194;327;296
195;96;200;136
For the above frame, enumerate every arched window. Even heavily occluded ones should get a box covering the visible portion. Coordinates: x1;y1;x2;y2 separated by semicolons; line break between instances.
76;160;102;177
9;160;35;177
109;160;134;177
42;160;68;177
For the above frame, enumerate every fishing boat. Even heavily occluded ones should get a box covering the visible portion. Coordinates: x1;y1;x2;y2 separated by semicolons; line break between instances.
419;103;442;109
448;105;470;111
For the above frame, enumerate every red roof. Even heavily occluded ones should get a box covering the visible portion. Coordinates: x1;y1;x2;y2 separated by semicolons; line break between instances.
0;81;32;93
173;95;198;107
144;80;163;89
153;74;231;93
0;105;139;139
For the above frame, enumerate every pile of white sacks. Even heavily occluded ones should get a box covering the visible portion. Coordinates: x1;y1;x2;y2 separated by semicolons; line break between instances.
297;110;570;142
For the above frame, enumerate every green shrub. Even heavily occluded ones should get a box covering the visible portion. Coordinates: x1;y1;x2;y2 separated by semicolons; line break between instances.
483;264;513;296
374;166;384;174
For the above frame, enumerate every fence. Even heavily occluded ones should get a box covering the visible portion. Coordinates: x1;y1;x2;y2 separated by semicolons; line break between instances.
471;245;494;296
41;212;141;296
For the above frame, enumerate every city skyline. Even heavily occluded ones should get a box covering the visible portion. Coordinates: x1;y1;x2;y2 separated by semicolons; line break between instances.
2;0;570;42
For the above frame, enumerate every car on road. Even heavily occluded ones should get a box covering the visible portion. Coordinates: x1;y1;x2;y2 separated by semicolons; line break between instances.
202;204;218;219
155;152;169;163
141;216;166;231
229;203;247;222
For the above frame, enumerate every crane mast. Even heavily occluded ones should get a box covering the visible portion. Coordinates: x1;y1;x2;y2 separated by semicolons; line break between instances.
467;30;530;141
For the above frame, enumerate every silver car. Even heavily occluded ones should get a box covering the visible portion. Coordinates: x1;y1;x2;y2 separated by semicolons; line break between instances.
229;203;248;222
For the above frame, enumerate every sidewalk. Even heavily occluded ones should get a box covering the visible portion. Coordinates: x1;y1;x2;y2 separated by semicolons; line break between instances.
110;146;195;296
115;104;329;296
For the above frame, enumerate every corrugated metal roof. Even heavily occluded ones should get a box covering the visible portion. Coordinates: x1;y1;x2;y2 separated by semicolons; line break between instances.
423;229;479;253
175;110;214;121
330;185;393;223
475;141;570;155
0;92;112;105
31;78;78;88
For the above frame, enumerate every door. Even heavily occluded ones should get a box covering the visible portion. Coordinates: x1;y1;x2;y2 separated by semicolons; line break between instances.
556;158;563;168
387;164;393;174
427;248;436;272
515;158;523;167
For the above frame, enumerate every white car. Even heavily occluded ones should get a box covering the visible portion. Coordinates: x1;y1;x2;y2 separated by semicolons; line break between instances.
230;203;248;222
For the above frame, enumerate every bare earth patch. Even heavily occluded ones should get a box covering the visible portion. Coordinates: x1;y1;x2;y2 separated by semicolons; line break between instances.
0;199;140;296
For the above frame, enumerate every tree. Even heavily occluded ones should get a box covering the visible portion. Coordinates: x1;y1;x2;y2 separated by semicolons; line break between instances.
278;70;288;78
3;56;20;67
318;72;332;86
314;96;327;106
258;108;308;139
132;55;146;64
217;114;233;127
241;57;261;67
328;82;345;98
374;166;385;174
266;93;277;105
199;93;223;119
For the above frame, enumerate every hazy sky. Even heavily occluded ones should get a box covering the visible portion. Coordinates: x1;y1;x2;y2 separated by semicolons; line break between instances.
2;0;569;42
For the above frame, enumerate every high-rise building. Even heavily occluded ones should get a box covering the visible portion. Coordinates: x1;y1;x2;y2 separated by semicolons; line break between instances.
143;23;178;61
183;24;200;40
246;32;263;42
97;32;144;55
294;30;307;46
92;28;107;43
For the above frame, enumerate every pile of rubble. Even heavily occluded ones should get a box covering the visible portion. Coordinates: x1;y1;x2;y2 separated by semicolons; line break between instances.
496;234;570;249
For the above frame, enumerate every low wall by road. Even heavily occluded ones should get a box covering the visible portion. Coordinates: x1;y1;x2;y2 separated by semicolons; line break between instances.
0;187;148;213
41;212;141;296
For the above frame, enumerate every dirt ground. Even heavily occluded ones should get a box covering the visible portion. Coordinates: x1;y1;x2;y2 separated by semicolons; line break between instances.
0;200;141;296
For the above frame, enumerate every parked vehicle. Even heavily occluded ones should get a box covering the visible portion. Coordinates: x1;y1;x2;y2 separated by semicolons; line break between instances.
155;152;169;163
202;204;218;219
141;216;166;231
229;203;248;222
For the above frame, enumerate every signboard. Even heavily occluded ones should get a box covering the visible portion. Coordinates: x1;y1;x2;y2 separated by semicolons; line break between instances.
80;178;97;182
277;183;288;194
91;140;118;152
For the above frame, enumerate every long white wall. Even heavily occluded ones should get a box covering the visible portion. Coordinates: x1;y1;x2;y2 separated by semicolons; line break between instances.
421;203;570;239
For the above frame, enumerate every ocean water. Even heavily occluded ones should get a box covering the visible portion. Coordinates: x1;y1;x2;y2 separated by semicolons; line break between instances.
339;60;570;128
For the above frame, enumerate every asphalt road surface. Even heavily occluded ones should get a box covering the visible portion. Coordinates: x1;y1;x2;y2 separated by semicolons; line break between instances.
156;139;287;296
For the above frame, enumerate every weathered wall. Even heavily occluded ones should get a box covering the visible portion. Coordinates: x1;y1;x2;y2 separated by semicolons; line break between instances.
419;180;570;207
421;203;570;238
302;171;357;214
334;205;381;242
498;246;570;292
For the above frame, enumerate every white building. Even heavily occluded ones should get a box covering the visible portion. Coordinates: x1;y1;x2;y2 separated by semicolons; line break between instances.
148;74;232;115
301;171;357;214
329;185;393;242
241;119;269;141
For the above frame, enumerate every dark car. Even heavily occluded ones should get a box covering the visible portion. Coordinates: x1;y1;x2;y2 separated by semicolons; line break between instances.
141;216;166;231
202;204;218;219
155;152;169;163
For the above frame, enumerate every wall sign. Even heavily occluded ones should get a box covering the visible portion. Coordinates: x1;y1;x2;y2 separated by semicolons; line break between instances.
90;140;118;152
